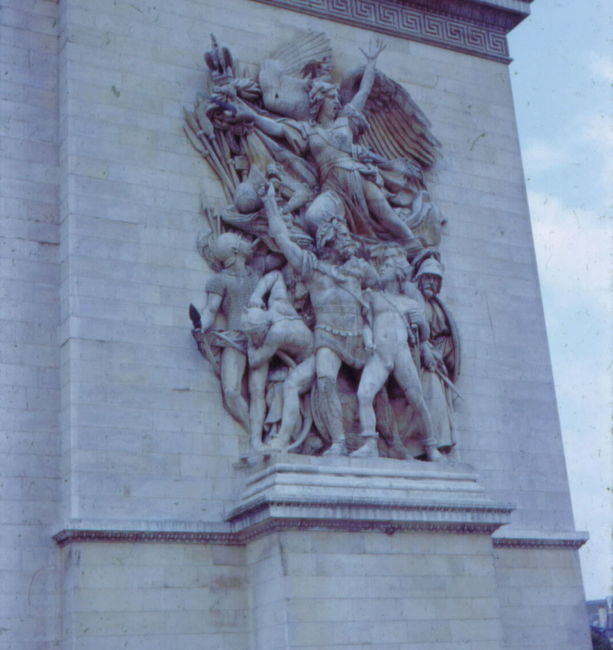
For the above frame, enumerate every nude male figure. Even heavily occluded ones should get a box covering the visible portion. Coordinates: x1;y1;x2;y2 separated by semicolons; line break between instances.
194;233;281;433
354;245;443;461
243;269;315;450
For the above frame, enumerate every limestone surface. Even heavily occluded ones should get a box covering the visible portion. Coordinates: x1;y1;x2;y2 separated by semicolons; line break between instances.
0;1;591;648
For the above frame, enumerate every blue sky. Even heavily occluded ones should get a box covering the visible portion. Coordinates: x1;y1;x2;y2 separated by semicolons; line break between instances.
508;0;612;599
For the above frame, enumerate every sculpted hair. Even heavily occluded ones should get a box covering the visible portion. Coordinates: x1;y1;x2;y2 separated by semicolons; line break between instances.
308;80;337;120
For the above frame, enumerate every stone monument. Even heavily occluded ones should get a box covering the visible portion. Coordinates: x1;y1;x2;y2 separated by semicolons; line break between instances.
1;0;591;648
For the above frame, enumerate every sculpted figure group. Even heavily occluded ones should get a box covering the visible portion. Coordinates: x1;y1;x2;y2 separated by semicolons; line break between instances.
186;33;459;460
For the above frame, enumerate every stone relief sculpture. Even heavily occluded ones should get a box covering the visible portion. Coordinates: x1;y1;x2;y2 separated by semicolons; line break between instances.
244;267;315;452
354;244;443;461
186;32;460;460
411;256;461;455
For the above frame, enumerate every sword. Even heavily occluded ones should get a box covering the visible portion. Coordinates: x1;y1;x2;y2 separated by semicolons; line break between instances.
434;367;462;400
189;304;221;377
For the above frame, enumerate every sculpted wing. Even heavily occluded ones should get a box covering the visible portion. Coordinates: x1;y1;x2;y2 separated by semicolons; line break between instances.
267;30;332;79
259;31;333;119
340;67;441;169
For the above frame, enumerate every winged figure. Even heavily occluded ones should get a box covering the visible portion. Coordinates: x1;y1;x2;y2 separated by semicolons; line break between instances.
184;32;445;246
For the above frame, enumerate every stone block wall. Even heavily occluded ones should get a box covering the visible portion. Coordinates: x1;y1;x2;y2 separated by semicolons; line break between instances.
53;0;576;532
56;532;591;649
57;0;238;525
60;541;247;649
0;0;591;648
494;546;589;650
63;543;248;650
0;1;62;648
247;530;506;650
59;531;510;649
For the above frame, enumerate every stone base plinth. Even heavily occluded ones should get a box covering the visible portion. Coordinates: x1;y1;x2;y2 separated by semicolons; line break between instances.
228;456;515;648
228;455;514;539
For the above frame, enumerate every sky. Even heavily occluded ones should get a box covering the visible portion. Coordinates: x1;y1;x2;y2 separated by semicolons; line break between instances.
507;0;612;600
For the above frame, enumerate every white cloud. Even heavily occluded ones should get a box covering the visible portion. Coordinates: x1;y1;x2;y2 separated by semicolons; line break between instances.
580;112;613;194
522;140;571;173
588;51;613;84
582;111;613;156
529;190;612;305
528;189;612;598
523;110;612;213
529;189;613;427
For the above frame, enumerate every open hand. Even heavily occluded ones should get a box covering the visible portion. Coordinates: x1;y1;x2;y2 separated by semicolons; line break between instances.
360;38;386;62
232;105;255;123
421;344;437;371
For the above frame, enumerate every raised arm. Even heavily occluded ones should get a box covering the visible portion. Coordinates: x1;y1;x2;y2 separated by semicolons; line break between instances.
349;39;386;113
249;270;283;307
233;102;294;141
262;185;310;273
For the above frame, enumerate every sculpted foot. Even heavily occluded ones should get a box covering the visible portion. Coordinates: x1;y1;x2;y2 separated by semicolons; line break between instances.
264;440;282;453
265;436;290;453
350;436;379;458
425;445;445;462
322;441;347;456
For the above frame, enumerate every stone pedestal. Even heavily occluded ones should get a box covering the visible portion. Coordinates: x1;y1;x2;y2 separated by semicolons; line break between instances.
230;455;513;537
234;456;513;649
245;529;508;649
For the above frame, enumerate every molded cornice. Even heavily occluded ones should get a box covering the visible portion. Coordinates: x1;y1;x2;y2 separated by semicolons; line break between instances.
493;528;589;550
249;0;534;62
